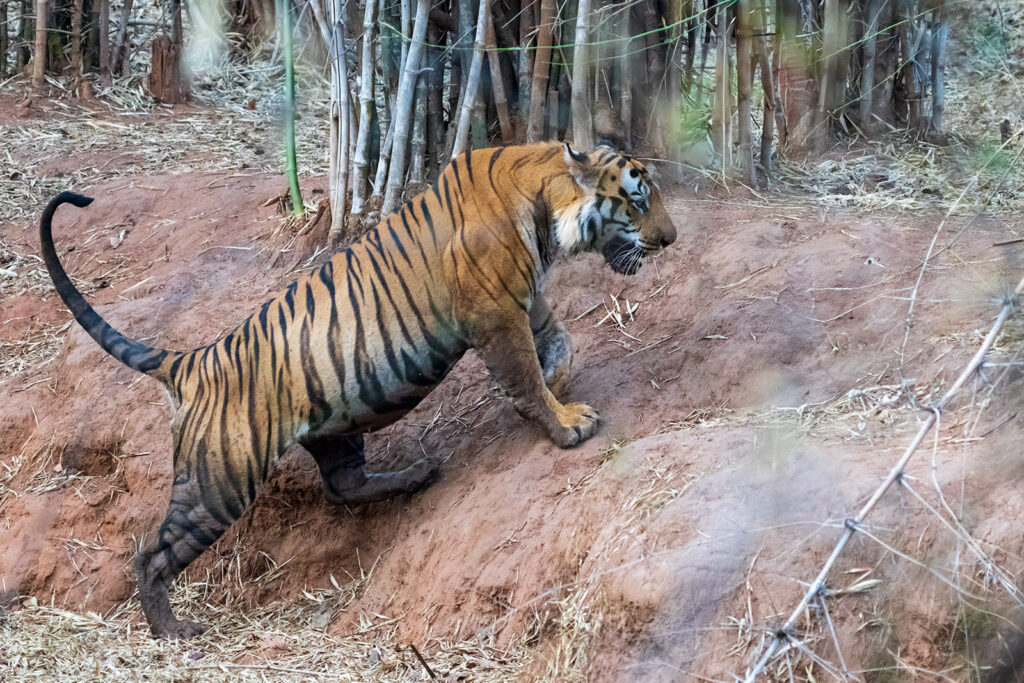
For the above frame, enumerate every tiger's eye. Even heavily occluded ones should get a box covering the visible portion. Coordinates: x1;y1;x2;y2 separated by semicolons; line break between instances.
629;169;639;178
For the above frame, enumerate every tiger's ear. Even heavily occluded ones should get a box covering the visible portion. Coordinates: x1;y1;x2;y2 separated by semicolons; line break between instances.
563;143;599;190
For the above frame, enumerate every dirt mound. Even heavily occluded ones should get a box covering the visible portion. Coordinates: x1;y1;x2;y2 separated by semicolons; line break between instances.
2;174;1024;679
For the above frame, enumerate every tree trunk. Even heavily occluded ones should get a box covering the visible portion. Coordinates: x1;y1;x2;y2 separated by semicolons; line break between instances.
485;12;512;143
148;0;188;103
859;0;882;133
518;0;534;131
570;0;593;148
451;0;488;157
929;6;946;134
350;0;377;223
736;0;754;186
32;0;45;85
526;0;552;142
382;0;429;214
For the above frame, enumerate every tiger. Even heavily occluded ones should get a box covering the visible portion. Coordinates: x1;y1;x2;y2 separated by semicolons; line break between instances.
40;141;677;639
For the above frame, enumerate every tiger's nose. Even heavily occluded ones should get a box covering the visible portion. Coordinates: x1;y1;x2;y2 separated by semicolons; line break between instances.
660;222;677;247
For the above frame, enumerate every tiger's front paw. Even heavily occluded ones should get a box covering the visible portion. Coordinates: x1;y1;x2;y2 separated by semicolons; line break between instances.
550;402;600;448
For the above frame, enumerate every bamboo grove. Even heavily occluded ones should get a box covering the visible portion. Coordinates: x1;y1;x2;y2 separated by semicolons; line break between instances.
1;0;952;240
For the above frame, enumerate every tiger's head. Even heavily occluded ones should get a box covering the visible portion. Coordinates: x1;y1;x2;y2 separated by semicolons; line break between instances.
556;143;677;275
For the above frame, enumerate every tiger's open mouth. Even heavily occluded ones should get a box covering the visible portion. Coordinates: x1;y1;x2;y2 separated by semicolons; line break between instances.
602;236;648;275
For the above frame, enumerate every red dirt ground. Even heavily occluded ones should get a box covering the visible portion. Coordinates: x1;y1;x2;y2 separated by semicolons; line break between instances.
2;158;1024;678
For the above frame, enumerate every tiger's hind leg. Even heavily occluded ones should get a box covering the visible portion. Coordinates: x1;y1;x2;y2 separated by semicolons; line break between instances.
301;433;440;505
136;438;261;639
530;295;573;397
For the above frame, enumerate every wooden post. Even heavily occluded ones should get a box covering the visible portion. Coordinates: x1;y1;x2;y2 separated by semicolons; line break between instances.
570;0;593;148
32;0;45;86
382;0;429;214
526;0;553;142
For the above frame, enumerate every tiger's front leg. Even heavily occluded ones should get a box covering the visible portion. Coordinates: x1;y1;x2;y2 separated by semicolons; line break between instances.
471;308;598;448
529;295;573;398
300;433;440;505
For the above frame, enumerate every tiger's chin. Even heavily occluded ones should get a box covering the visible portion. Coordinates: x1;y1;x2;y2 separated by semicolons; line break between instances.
601;236;646;275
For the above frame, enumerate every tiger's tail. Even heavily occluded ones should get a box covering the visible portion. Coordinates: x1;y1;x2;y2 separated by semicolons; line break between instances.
40;192;181;385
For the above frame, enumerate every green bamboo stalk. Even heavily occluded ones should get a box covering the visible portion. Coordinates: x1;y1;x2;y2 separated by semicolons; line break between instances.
279;0;303;216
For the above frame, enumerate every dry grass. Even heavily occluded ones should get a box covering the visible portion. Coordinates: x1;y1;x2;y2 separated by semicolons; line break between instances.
0;57;331;225
1;575;532;682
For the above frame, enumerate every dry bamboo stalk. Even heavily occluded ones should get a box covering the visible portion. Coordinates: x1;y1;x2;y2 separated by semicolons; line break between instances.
350;0;378;221
382;0;429;214
451;0;489;158
485;13;512;143
570;0;593;148
742;275;1024;682
526;0;553;142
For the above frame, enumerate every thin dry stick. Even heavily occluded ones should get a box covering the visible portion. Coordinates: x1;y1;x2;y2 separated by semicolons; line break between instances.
742;274;1024;682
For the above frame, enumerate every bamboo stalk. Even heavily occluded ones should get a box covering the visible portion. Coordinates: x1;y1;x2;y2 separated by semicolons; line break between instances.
382;0;429;214
2;0;10;77
485;12;513;143
410;64;427;183
70;0;83;76
526;0;553;142
755;0;775;174
110;0;134;76
279;0;303;216
570;0;593;148
31;0;45;86
737;0;754;186
451;0;489;158
350;0;378;222
518;0;534;132
930;6;947;134
98;0;109;75
859;0;882;133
